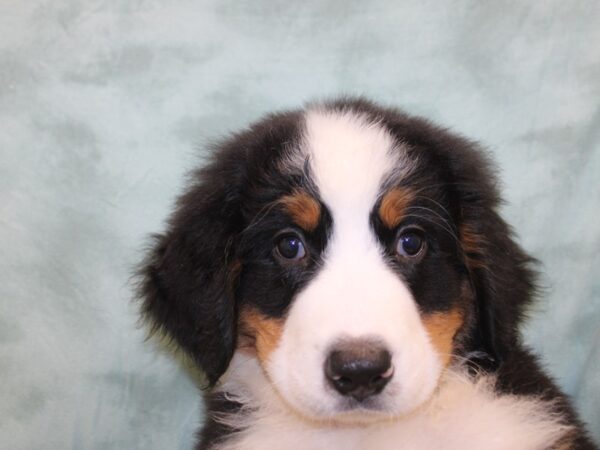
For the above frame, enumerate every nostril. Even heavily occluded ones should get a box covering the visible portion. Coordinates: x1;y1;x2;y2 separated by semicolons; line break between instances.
325;339;393;401
333;375;354;390
380;364;395;380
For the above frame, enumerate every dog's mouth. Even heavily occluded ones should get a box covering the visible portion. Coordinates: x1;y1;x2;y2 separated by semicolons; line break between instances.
271;381;404;425
338;396;387;411
304;396;402;426
335;397;394;419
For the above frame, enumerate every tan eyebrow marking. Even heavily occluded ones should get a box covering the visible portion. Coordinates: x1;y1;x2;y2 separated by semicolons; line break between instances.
280;190;321;231
378;187;415;228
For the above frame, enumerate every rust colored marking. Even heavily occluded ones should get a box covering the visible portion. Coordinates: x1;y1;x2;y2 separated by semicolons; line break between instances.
459;223;487;269
379;188;415;228
422;308;464;367
239;308;284;365
280;191;321;232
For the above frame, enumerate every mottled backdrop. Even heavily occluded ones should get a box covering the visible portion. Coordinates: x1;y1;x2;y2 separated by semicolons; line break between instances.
1;1;598;449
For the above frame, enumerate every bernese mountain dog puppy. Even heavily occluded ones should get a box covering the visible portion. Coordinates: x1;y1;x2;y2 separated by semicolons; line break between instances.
138;98;597;450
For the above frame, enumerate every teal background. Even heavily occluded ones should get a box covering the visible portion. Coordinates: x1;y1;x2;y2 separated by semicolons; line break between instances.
1;1;598;448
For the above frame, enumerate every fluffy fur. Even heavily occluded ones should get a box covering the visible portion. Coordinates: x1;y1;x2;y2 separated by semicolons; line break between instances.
138;98;597;449
210;353;572;450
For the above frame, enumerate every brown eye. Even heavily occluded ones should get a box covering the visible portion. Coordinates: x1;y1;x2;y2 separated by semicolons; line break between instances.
276;235;306;261
396;229;425;257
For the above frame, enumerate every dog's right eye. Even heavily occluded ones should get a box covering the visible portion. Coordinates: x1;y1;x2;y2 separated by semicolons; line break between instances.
275;235;306;261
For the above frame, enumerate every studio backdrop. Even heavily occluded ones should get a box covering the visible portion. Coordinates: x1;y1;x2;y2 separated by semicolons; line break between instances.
1;1;598;449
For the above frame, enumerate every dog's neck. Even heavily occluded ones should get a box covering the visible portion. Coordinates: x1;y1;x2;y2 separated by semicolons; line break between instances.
209;352;571;450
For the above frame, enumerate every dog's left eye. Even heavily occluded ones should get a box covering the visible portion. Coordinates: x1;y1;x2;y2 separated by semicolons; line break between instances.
275;235;306;261
396;229;426;257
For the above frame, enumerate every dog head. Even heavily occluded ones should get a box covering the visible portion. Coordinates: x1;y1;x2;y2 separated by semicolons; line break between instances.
139;98;535;423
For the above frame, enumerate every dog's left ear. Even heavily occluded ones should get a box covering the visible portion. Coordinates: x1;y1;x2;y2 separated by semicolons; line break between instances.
138;161;244;386
448;142;536;370
459;206;536;370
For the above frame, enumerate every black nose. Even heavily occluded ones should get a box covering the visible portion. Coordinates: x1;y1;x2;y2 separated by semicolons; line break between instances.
325;340;393;401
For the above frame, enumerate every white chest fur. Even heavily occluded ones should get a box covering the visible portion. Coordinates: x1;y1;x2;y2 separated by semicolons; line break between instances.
212;354;571;450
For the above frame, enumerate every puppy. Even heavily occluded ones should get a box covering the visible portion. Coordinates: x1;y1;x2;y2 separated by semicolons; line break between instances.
139;98;597;449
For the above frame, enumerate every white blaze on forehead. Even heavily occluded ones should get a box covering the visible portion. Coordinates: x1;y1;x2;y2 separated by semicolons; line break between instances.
304;109;398;214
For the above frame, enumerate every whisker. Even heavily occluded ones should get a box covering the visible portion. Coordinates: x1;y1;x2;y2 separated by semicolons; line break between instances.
241;200;281;235
405;205;455;233
400;213;461;246
411;195;453;221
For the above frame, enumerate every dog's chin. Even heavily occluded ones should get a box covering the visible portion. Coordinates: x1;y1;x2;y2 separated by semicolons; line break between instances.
273;387;430;426
323;401;402;425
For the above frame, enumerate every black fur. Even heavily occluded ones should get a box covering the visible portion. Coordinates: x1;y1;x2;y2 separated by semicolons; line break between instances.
138;110;305;384
138;98;597;449
197;393;244;449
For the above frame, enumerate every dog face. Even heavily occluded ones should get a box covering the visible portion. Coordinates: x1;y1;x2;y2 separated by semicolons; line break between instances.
139;99;534;423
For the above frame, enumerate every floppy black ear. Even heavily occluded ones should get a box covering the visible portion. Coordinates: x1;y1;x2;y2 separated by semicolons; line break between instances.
454;150;537;370
138;158;245;385
461;209;536;369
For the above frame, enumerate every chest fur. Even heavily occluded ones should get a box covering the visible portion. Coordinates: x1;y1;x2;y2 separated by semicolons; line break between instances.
211;357;571;450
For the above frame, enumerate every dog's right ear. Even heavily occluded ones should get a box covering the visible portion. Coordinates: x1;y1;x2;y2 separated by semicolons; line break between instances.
137;161;244;386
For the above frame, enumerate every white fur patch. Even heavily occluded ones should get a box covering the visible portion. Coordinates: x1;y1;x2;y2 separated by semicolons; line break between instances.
214;353;572;450
304;108;401;210
264;109;440;420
